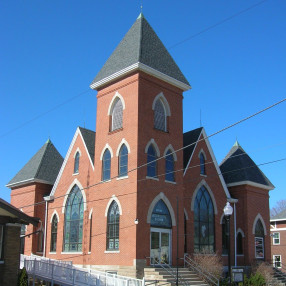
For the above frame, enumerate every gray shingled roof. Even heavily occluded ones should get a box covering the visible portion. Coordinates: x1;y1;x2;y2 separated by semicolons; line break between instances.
7;139;63;188
79;127;95;164
220;141;274;189
90;13;190;89
183;127;203;169
271;209;286;220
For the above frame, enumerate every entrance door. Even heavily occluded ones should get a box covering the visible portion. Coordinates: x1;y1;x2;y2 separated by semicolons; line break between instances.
150;228;171;265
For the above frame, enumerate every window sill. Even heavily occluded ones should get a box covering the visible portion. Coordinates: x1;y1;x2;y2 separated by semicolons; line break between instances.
49;252;57;254
146;176;159;181
165;180;176;184
101;179;111;183
109;128;123;135
105;250;120;254
237;254;244;256
61;252;83;254
0;261;4;264
200;174;207;177
154;128;168;133
117;176;128;181
88;251;91;254
73;172;79;176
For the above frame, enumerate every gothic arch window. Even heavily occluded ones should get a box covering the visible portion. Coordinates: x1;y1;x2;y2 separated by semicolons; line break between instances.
74;151;80;174
89;213;93;252
221;216;228;255
154;99;166;131
165;150;175;182
111;97;123;131
106;201;120;250
50;215;58;252
147;144;157;178
237;232;243;255
118;144;128;177
63;185;84;252
151;200;172;228
194;186;215;253
255;219;265;259
199;152;206;175
102;149;111;181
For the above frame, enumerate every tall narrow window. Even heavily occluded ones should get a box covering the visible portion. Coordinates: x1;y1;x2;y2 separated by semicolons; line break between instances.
200;153;206;175
89;214;93;252
74;151;80;173
165;150;175;182
102;149;111;181
37;230;44;252
237;232;243;255
255;219;265;259
147;145;157;178
50;215;58;252
194;186;215;253
107;201;120;250
154;99;166;131
112;98;123;131
273;232;280;245
118;144;128;177
222;216;228;255
63;185;84;252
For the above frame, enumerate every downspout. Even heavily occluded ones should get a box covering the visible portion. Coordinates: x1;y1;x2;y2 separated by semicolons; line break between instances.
43;195;54;257
228;198;238;267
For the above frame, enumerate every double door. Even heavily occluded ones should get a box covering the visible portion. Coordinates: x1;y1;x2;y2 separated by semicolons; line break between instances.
150;228;171;265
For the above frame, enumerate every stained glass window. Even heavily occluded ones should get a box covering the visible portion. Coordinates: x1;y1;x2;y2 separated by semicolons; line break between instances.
200;153;206;175
50;215;58;252
255;219;265;259
107;201;120;250
165;150;175;182
74;152;80;173
112;98;123;131
147;145;157;178
194;186;214;253
63;185;84;252
119;144;128;177
151;200;172;228
102;149;111;181
154;99;166;131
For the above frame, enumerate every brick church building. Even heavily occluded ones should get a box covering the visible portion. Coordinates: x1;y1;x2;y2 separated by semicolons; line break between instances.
7;14;274;278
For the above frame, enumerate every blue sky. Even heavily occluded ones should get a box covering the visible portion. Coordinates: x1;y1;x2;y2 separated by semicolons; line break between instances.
1;0;285;210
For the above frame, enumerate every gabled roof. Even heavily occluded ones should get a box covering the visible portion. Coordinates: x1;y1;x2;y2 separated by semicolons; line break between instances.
50;127;95;196
0;198;39;226
7;139;64;188
183;127;203;169
220;141;274;190
271;209;286;221
79;127;95;164
90;14;191;91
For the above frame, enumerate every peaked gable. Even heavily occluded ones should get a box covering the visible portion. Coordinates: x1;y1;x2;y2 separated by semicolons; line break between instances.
220;142;274;190
50;127;95;196
90;14;190;91
7;140;63;188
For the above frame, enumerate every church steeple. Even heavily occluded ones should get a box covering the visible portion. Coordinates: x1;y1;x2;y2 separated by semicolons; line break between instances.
90;15;191;91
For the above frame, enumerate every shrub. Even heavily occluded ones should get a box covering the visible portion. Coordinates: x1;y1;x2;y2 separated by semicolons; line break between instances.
18;267;28;286
192;250;223;281
244;272;265;286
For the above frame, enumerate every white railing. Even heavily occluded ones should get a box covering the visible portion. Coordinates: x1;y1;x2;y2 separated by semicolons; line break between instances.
22;255;144;286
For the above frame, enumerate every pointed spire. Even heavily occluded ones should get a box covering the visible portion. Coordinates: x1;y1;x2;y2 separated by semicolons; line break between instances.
46;138;51;144
233;140;240;147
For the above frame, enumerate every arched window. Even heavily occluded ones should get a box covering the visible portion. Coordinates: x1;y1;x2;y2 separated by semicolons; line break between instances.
200;153;206;175
237;232;243;255
102;149;111;181
151;200;172;228
111;98;123;131
255;219;265;259
165;150;175;182
63;185;84;252
50;215;58;252
222;216;228;255
147;145;157;178
107;201;120;250
89;214;93;252
154;99;166;131
118;144;128;177
74;151;80;173
194;186;215;253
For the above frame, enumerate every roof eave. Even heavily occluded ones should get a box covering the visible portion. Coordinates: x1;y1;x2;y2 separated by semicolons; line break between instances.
6;178;53;189
270;218;286;222
90;62;191;91
226;180;274;191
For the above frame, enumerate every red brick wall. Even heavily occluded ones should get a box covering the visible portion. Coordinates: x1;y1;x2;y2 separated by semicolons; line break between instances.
271;221;286;271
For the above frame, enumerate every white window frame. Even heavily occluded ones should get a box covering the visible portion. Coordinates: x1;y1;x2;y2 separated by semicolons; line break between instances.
273;232;280;245
273;255;282;268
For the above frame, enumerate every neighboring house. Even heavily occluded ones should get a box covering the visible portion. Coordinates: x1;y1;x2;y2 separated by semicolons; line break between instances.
7;14;274;278
270;209;286;270
0;198;39;286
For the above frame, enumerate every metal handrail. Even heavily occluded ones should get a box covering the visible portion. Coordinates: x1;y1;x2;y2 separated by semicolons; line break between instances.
184;254;219;286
